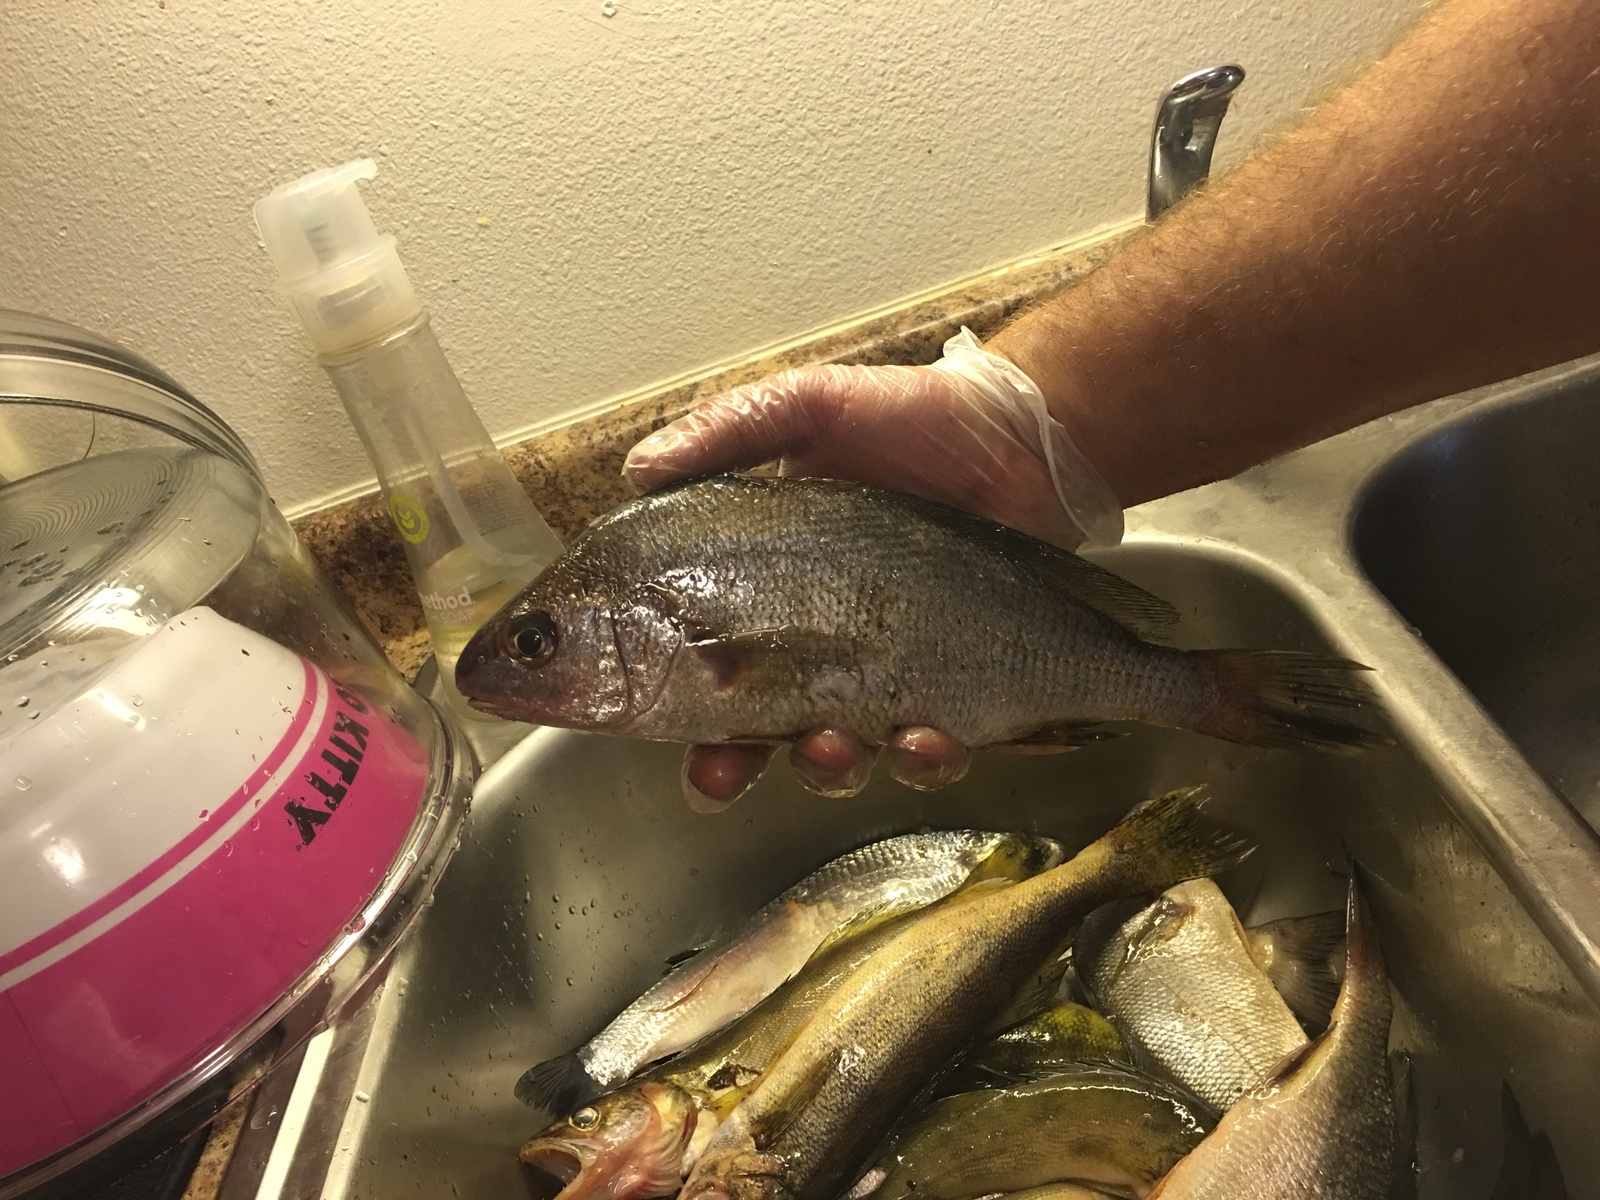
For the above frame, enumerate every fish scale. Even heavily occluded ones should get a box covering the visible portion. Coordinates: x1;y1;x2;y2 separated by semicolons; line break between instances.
457;475;1383;754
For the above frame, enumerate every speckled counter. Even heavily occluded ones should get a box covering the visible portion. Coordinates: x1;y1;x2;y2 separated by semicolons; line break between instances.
290;229;1128;678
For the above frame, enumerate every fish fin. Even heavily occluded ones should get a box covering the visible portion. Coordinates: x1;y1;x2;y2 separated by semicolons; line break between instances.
663;941;716;969
688;626;858;691
1492;1081;1536;1200
706;1060;763;1092
515;1053;600;1112
808;898;924;959
1254;1035;1324;1095
1246;909;1346;1033
1186;649;1391;752
1101;787;1254;895
1493;1081;1571;1200
749;1048;841;1152
1388;1051;1418;1200
1030;549;1182;638
894;496;1180;637
654;954;736;1014
985;950;1072;1034
991;723;1126;754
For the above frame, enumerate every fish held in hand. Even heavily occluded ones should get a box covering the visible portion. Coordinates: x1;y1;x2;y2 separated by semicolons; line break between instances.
1076;878;1310;1111
1146;877;1396;1200
679;788;1251;1200
849;1063;1213;1200
456;476;1384;756
519;830;1062;1112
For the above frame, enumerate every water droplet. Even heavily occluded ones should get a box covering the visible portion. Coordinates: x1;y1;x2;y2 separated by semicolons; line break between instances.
131;694;143;707
14;776;32;791
354;1090;371;1103
15;696;28;709
125;714;139;727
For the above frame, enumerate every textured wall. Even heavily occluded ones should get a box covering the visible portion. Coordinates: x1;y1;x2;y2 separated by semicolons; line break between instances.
0;0;1424;514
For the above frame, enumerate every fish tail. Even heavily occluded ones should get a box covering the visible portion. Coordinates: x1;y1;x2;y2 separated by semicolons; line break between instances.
1248;909;1346;1033
1186;649;1389;752
516;1052;601;1112
1335;870;1392;1026
1102;786;1254;893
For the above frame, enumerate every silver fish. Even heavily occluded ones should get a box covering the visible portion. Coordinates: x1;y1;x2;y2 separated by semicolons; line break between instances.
518;830;1063;1111
456;476;1383;755
1076;878;1309;1111
1145;878;1395;1199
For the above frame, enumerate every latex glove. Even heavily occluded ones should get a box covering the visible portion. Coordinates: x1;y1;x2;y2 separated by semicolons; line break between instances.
624;327;1122;551
624;328;1122;811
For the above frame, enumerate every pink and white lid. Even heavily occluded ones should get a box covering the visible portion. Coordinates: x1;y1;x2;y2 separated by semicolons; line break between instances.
0;607;431;1176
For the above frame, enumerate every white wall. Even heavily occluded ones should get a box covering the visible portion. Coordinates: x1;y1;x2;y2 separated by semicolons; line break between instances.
0;0;1424;514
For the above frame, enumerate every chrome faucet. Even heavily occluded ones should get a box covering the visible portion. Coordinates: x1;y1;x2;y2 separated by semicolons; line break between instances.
1148;64;1245;219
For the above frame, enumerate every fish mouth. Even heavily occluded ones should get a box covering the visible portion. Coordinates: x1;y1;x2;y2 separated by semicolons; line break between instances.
520;1142;585;1189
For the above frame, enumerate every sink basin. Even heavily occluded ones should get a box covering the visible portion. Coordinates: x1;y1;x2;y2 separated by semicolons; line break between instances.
1353;374;1600;828
305;545;1599;1199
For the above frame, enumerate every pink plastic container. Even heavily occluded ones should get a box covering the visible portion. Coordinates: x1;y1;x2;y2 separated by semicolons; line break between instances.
0;312;473;1194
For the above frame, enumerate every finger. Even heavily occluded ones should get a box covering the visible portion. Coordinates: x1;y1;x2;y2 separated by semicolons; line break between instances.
622;369;840;493
682;743;774;813
885;726;971;790
789;727;876;798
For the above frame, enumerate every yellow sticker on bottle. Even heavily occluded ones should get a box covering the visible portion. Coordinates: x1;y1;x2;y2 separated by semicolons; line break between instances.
388;493;430;544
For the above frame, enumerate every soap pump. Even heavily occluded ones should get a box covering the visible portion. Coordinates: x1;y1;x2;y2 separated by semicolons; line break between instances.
254;159;562;718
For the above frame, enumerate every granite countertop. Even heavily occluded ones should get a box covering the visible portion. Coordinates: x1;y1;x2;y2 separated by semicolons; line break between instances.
290;228;1129;676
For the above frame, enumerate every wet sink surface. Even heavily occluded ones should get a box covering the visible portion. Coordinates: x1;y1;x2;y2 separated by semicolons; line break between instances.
1353;374;1600;828
326;544;1600;1200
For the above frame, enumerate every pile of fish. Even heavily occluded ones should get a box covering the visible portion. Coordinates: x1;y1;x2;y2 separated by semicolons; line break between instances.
515;792;1406;1200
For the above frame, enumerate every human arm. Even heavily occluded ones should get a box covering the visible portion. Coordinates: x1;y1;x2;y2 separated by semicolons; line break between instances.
632;0;1600;807
988;0;1600;506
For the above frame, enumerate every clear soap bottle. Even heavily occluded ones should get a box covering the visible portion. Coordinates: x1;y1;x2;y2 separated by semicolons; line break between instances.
254;159;562;720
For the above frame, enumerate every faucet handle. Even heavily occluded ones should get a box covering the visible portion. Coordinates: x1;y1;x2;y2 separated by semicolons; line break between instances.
1147;64;1245;220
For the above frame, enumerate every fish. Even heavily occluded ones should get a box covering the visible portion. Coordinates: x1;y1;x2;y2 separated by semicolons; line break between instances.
1075;878;1310;1111
678;787;1252;1200
521;905;935;1200
1241;909;1346;1033
1144;877;1396;1199
455;475;1384;756
521;842;1068;1200
519;830;1063;1112
847;1062;1213;1200
941;1002;1129;1094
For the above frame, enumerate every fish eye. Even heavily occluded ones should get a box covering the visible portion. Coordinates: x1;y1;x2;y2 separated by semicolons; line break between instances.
569;1106;600;1130
506;612;558;664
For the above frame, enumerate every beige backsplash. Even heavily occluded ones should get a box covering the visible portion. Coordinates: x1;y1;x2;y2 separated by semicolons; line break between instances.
290;226;1132;679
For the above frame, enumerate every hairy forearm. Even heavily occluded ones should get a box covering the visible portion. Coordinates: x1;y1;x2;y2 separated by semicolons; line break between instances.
988;0;1600;507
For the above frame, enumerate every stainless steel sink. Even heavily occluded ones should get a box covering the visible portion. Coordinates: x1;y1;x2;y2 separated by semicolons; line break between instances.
250;358;1600;1200
1353;374;1600;828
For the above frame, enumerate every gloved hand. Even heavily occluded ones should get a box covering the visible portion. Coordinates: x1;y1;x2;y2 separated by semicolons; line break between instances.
623;327;1123;811
625;327;1122;551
